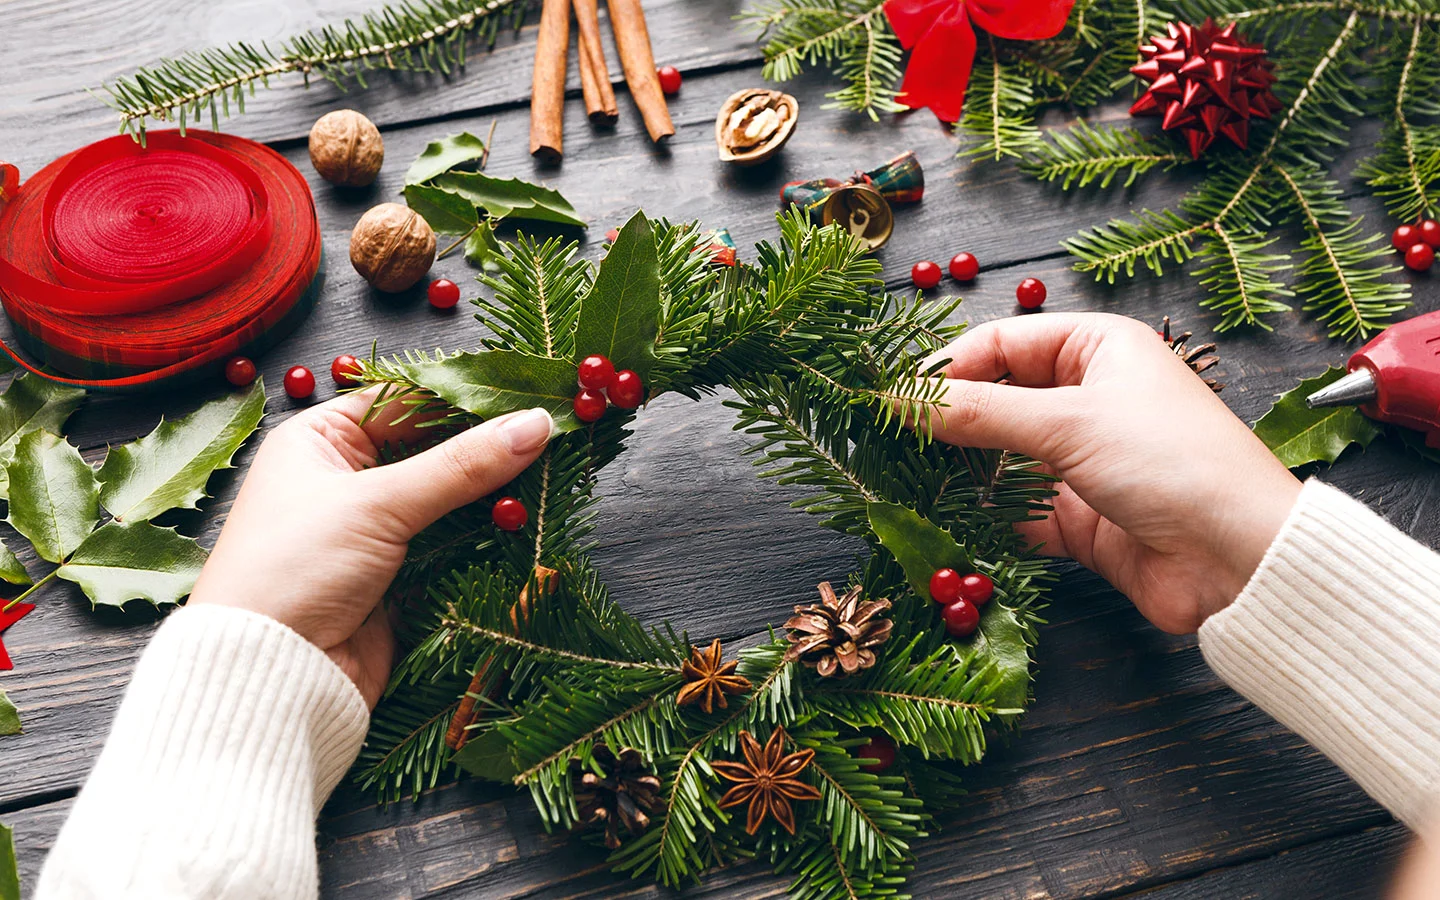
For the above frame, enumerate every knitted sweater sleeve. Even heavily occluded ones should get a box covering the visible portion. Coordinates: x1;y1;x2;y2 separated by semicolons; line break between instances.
34;605;370;900
1199;478;1440;832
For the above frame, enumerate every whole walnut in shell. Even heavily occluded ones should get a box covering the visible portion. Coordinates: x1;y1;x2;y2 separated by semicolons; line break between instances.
309;109;385;187
349;203;435;292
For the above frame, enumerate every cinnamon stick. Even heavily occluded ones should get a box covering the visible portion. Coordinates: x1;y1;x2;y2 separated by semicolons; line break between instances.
607;0;674;143
529;0;571;164
574;0;618;125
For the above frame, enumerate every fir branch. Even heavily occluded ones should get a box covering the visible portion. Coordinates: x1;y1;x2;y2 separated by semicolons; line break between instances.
1194;222;1293;331
957;36;1045;161
743;0;903;119
1067;209;1209;281
1360;20;1440;222
99;0;529;139
1021;121;1188;189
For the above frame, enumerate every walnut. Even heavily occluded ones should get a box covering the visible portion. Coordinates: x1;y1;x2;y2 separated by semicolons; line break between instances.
349;203;435;292
715;89;799;166
309;109;385;187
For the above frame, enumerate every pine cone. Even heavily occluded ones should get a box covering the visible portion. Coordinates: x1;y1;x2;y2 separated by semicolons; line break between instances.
571;744;665;850
783;582;892;677
1161;317;1223;392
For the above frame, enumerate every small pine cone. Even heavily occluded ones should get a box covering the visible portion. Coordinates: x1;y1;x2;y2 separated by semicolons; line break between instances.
571;744;665;850
1162;317;1223;393
783;582;892;677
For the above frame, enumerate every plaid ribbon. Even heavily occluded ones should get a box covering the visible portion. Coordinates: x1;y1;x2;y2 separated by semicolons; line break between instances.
781;151;925;225
0;131;322;391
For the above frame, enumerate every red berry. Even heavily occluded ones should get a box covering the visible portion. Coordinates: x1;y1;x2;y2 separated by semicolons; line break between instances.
958;573;994;606
1420;219;1440;249
1393;224;1420;251
224;356;257;387
428;278;461;309
331;354;361;387
911;260;942;290
605;228;620;243
492;497;528;532
578;354;617;390
1405;242;1435;272
657;65;682;95
942;600;980;638
857;735;897;773
1016;277;1047;309
283;365;315;399
948;252;979;282
610;369;644;409
929;568;961;605
574;388;607;422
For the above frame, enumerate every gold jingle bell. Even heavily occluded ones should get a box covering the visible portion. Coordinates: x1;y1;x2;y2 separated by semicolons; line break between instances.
820;184;894;251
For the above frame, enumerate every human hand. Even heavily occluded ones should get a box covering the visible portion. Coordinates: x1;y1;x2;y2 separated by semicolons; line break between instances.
188;392;553;707
924;312;1301;634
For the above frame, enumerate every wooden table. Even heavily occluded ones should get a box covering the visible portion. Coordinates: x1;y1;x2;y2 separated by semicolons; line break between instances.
1;0;1432;896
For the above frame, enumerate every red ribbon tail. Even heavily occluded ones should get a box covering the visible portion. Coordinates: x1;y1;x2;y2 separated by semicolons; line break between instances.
891;3;977;123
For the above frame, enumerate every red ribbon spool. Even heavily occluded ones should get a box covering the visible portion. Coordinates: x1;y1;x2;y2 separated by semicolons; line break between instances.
0;131;322;390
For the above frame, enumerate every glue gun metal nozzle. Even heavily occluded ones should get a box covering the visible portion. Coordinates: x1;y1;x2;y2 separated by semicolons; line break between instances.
1305;368;1377;409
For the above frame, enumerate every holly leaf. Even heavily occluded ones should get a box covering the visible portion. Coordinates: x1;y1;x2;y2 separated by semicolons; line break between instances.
1253;367;1383;468
99;380;265;523
0;822;16;900
574;211;661;379
401;350;581;432
464;221;505;272
0;540;30;586
0;374;86;500
452;727;520;781
0;690;19;736
5;430;99;564
56;521;208;608
868;500;1031;713
405;131;490;187
403;184;480;235
432;172;586;228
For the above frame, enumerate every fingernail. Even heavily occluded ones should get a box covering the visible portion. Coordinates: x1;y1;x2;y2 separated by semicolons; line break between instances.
498;407;554;454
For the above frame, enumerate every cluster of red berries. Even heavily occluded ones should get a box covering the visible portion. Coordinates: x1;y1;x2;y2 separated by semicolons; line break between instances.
928;567;994;638
910;253;980;290
1392;220;1440;272
574;354;644;423
223;353;365;400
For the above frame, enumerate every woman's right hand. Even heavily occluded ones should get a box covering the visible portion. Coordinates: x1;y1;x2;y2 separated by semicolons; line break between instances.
923;312;1302;634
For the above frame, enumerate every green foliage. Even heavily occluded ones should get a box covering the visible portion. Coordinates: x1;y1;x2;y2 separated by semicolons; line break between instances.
0;689;19;736
1253;366;1383;468
357;213;1058;897
1021;121;1186;189
0;375;85;501
405;131;491;186
6;430;100;564
957;37;1045;161
97;0;530;138
1358;19;1440;223
0;822;16;900
56;522;209;608
0;542;30;587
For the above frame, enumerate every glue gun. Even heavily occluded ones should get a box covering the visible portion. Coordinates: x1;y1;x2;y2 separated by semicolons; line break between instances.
1307;309;1440;448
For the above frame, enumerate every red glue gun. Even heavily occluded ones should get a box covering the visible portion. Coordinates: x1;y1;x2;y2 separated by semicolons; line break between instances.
1307;310;1440;448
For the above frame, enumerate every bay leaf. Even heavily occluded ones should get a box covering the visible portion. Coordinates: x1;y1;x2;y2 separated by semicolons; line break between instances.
5;430;99;564
574;211;660;379
57;521;208;608
1253;367;1382;468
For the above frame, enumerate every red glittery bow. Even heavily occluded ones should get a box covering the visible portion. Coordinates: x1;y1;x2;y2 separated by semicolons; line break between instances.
883;0;1075;122
1129;19;1280;159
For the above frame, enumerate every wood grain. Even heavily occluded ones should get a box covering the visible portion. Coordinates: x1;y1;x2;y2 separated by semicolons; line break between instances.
1;0;1436;896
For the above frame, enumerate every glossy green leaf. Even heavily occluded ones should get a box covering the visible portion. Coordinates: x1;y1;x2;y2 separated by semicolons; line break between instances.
57;521;208;608
452;728;520;781
432;172;585;228
1253;367;1383;468
574;211;660;378
0;822;17;900
0;690;19;736
0;539;30;586
402;350;580;432
403;184;480;235
0;374;86;500
5;430;99;564
405;131;489;186
99;380;265;523
464;220;505;272
868;500;1030;713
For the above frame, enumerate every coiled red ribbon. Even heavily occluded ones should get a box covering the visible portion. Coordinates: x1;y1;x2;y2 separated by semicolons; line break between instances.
0;131;322;390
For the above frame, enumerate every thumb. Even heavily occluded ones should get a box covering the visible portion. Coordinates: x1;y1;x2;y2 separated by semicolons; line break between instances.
927;378;1086;462
361;407;554;534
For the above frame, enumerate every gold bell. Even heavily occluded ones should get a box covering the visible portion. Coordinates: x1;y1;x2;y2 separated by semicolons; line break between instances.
819;184;895;251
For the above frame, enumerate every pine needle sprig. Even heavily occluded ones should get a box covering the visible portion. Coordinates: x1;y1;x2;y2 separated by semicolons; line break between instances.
99;0;530;139
1359;19;1440;222
957;37;1046;161
1020;120;1188;189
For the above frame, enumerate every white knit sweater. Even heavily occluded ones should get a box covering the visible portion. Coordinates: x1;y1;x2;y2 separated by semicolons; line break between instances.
35;479;1440;897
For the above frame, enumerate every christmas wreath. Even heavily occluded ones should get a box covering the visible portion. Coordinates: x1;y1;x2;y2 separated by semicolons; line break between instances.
353;210;1055;896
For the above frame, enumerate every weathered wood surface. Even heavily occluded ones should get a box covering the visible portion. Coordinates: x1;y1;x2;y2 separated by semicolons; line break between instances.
1;0;1435;896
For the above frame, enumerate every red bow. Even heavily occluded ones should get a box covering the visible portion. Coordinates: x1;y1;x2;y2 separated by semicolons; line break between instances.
884;0;1075;122
0;601;34;671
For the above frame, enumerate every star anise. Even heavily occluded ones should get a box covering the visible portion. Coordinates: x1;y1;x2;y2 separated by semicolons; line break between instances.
783;582;892;677
711;726;822;835
677;639;752;714
1162;316;1224;393
571;744;665;850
